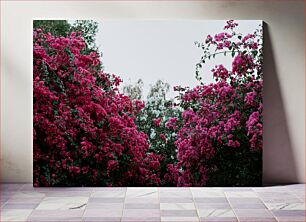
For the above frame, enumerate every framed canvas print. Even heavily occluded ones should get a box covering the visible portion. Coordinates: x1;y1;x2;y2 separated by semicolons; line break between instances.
33;20;263;187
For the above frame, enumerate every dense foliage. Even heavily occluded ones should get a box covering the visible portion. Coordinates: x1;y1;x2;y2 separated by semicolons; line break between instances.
166;20;263;186
124;80;182;186
33;30;161;186
34;20;262;186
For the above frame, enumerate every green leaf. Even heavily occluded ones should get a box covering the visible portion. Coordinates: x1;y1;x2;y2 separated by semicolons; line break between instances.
252;51;258;57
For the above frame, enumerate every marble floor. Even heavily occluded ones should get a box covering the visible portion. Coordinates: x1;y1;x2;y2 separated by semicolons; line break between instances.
0;184;305;222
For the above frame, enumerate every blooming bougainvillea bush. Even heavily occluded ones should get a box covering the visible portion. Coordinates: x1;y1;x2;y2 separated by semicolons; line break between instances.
33;29;161;186
165;20;263;186
33;20;262;186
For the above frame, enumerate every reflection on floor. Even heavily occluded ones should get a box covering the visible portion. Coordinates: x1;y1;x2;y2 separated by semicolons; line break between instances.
0;184;305;222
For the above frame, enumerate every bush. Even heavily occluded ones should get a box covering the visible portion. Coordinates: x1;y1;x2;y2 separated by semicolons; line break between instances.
167;20;263;186
33;30;161;186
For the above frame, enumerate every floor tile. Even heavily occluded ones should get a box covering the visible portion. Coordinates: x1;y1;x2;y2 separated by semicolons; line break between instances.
122;217;161;221
271;209;305;217
196;202;231;209
160;203;196;210
0;184;24;191
126;188;158;198
36;196;88;210
29;209;84;217
257;192;301;203
0;209;32;221
7;197;44;204
44;191;92;197
276;218;306;222
83;217;121;222
89;187;126;192
122;209;160;217
230;202;267;209
228;197;262;204
27;217;83;221
125;203;160;209
223;188;252;191
194;197;228;203
2;203;39;209
91;190;125;198
190;187;217;191
36;187;93;192
159;190;192;198
198;209;235;217
160;197;194;203
237;218;277;222
192;189;225;197
89;197;125;203
19;184;36;191
253;186;290;193
6;191;45;204
265;202;305;210
161;209;198;217
161;187;191;192
161;217;199;222
83;209;123;217
225;191;258;198
9;191;45;199
86;202;123;209
234;209;274;218
1;196;11;205
125;197;159;203
291;191;305;201
200;217;238;222
261;198;302;204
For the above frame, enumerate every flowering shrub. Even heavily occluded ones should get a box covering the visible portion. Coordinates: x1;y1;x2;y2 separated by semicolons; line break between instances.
167;20;263;186
33;29;161;186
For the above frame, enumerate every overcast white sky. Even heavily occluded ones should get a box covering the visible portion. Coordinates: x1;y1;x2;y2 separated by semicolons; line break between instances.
94;20;261;99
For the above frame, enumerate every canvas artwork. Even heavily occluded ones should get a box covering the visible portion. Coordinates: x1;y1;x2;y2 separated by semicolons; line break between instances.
33;20;263;187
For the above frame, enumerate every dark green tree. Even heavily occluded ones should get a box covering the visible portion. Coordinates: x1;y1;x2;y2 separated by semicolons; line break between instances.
33;20;71;37
123;80;182;185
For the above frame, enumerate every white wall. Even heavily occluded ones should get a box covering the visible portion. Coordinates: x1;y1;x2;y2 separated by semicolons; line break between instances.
1;1;305;184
